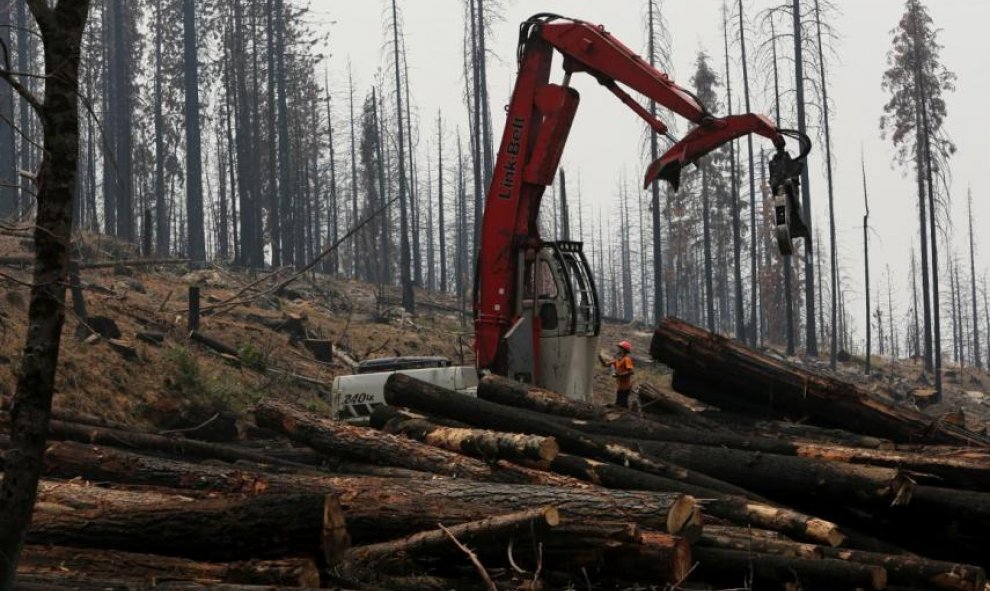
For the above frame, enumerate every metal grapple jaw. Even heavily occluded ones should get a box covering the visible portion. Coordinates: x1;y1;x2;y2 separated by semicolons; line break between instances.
769;145;811;256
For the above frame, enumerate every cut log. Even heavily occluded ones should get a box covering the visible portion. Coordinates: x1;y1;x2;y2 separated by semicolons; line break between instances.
698;529;824;559
254;398;551;484
371;405;559;462
611;438;916;508
819;548;987;591
384;373;757;499
527;452;842;545
28;492;348;563
652;317;990;446
344;506;559;565
18;546;321;587
44;419;305;470
13;576;324;591
693;547;888;590
37;443;697;540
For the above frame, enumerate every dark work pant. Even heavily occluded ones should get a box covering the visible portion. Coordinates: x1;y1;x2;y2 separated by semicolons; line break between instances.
616;389;631;408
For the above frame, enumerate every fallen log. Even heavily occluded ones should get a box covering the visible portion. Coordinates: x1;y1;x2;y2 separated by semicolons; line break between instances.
18;547;321;587
254;399;553;484
44;418;305;470
819;548;987;591
190;330;241;358
652;317;990;446
698;529;823;558
344;506;559;565
370;405;559;462
693;547;888;590
523;452;845;546
613;438;916;508
384;373;757;499
559;531;692;584
28;492;348;563
37;443;696;540
13;577;325;591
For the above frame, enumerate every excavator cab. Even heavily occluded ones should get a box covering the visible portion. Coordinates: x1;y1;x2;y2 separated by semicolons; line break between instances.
504;241;601;402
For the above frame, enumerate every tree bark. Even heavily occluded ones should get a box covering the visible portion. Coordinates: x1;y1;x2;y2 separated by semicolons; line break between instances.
370;406;560;462
344;506;558;566
28;492;347;563
792;0;818;356
387;373;756;498
694;547;887;590
0;1;94;586
651;317;990;446
254;399;546;484
182;0;205;263
613;438;915;509
17;547;321;588
42;418;303;470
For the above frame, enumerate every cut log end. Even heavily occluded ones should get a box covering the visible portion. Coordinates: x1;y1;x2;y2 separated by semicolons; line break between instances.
807;518;846;548
322;494;351;566
666;495;698;539
542;506;561;528
539;437;561;462
869;565;888;591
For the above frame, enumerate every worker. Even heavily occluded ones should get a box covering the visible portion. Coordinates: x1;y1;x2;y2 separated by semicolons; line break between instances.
601;341;635;408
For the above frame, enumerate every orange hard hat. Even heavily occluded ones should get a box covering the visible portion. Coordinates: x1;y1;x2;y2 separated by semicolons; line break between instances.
618;341;632;352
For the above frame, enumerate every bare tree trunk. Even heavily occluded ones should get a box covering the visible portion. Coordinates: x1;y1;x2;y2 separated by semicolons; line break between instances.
736;0;758;345
812;0;839;369
791;0;817;355
0;6;15;218
14;0;31;217
153;0;168;255
326;76;339;275
863;156;871;375
723;5;744;341
437;112;447;293
0;1;92;585
348;65;359;278
184;0;205;263
769;17;795;355
702;165;715;332
476;0;493;191
559;169;570;240
401;39;422;288
391;0;414;313
647;0;665;323
968;190;982;369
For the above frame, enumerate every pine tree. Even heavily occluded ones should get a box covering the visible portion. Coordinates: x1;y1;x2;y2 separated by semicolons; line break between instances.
881;0;956;395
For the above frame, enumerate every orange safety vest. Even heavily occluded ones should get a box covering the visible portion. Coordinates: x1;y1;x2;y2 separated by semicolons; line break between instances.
611;355;634;391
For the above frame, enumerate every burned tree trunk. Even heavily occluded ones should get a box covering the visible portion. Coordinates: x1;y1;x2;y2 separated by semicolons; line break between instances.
651;318;990;446
344;506;559;565
386;373;755;498
371;406;560;462
255;399;543;484
28;493;347;563
0;1;94;585
17;547;321;588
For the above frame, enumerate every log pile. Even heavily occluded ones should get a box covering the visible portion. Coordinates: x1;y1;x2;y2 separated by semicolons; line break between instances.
5;318;990;590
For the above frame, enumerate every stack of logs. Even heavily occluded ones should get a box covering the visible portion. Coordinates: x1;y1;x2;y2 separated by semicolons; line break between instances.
4;318;990;590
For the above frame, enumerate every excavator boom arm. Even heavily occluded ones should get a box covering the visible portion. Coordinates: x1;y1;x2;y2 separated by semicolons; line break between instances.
475;14;806;376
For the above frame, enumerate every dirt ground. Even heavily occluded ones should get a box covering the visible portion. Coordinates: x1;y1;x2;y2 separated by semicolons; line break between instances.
1;235;986;433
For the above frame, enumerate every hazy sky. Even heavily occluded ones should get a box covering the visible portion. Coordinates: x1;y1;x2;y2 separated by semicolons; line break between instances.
316;0;990;341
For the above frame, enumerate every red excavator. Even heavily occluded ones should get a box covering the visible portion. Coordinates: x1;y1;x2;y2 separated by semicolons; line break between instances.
330;14;810;419
473;14;810;401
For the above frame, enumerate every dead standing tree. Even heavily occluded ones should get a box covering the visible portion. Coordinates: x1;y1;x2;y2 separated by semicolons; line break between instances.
0;1;94;586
